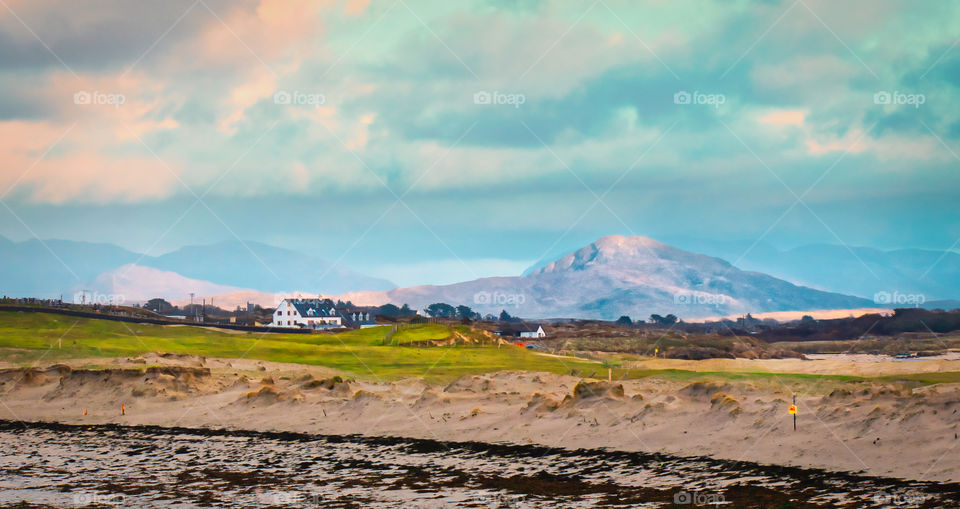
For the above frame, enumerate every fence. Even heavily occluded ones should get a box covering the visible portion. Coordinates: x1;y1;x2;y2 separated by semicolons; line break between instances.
0;305;313;334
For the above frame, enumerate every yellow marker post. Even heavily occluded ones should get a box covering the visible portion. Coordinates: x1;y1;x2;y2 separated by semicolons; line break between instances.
789;395;797;431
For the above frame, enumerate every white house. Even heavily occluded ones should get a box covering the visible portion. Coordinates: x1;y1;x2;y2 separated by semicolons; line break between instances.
271;298;376;329
495;323;547;339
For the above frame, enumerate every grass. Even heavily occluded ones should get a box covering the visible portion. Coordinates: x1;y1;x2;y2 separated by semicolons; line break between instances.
0;311;601;383
390;323;452;344
2;310;959;387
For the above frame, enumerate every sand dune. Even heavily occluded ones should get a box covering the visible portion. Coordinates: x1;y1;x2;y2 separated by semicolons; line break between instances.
0;356;957;483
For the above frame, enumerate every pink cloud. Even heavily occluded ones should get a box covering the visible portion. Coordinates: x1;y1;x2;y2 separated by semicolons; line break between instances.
759;110;805;127
187;0;327;72
805;129;869;156
346;113;377;150
0;121;182;204
345;0;370;16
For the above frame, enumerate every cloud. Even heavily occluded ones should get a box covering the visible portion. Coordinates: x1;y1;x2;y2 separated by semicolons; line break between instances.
759;110;805;127
1;0;959;220
344;0;370;16
0;121;182;204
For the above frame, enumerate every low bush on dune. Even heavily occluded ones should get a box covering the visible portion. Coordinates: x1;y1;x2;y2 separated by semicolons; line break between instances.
302;375;345;390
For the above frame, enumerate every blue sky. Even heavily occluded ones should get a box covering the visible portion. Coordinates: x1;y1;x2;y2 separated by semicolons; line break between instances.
1;0;959;286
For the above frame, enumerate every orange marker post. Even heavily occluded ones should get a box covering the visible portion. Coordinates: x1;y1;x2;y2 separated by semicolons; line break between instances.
121;404;125;416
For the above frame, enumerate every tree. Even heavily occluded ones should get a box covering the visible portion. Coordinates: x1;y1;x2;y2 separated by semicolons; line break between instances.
615;315;632;325
499;309;514;322
399;304;413;316
800;315;816;323
376;303;401;318
426;303;456;318
649;314;678;325
456;305;479;320
144;298;173;313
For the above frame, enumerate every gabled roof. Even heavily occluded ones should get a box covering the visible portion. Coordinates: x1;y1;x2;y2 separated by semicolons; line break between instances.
496;322;544;334
338;308;377;325
285;298;338;318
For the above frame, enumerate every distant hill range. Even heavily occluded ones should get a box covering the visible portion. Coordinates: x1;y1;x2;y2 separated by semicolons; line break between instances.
0;237;394;302
3;234;956;320
338;235;873;320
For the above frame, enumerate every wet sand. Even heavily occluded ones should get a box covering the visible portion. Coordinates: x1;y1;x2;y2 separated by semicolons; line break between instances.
1;420;957;508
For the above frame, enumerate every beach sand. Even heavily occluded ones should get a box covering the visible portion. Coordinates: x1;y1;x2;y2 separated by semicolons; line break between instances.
1;354;958;483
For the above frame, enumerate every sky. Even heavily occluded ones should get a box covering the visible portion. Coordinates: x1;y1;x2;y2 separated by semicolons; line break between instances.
1;0;959;286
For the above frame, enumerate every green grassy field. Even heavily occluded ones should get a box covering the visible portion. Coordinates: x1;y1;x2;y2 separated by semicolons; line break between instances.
2;311;959;387
0;311;600;383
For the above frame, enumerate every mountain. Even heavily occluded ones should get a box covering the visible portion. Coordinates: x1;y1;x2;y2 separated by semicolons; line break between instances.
0;237;142;298
81;265;247;305
340;235;873;320
142;240;395;294
657;238;960;301
0;236;395;301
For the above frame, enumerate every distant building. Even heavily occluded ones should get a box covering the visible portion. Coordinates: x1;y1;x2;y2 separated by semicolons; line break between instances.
270;298;377;329
495;323;546;339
